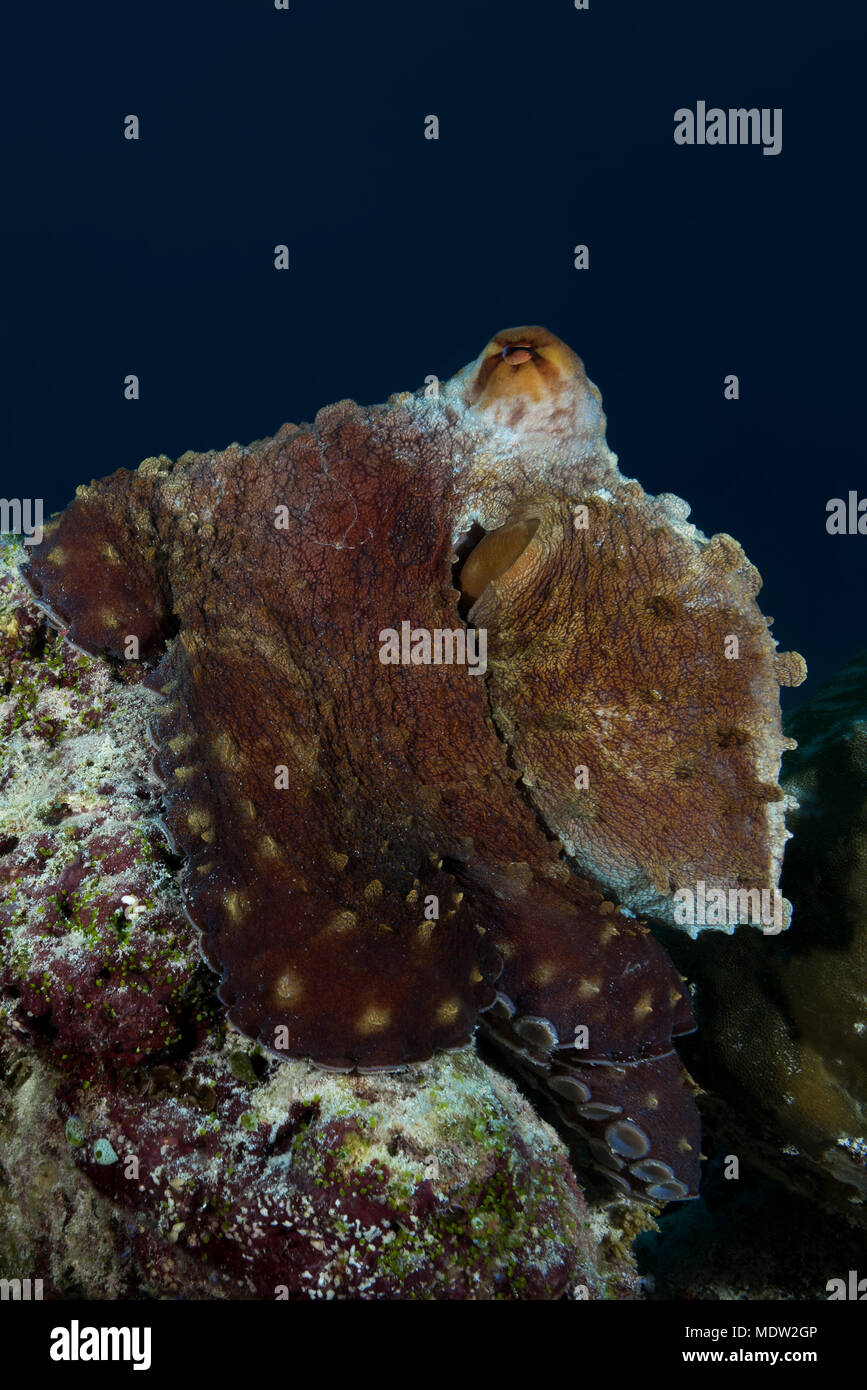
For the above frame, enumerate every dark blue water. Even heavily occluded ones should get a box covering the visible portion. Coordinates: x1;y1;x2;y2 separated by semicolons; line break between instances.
4;0;863;705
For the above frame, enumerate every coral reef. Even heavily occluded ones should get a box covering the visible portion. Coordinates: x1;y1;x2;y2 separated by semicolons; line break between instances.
2;1037;642;1300
17;327;803;1201
670;651;867;1219
637;1153;867;1301
0;538;643;1297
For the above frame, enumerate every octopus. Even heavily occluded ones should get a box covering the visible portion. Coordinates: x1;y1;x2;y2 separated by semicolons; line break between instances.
21;327;806;1204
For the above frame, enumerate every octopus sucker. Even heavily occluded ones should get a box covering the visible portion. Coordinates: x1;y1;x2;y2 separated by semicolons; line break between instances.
20;325;804;1204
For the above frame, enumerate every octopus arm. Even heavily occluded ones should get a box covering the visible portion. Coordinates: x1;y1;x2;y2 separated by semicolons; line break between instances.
20;468;173;661
142;608;502;1071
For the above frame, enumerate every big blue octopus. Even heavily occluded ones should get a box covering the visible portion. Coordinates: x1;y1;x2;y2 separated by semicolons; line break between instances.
22;327;806;1204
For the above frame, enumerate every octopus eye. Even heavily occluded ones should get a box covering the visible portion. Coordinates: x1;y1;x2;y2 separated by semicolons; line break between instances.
502;344;534;364
457;517;540;609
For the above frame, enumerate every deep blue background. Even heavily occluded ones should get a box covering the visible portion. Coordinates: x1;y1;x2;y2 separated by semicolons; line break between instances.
4;0;863;707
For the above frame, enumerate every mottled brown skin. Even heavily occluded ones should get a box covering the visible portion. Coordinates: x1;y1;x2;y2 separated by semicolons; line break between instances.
21;328;805;1202
472;494;799;906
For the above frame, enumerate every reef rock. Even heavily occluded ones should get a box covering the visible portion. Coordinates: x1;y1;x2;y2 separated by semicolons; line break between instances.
0;538;642;1298
679;650;867;1217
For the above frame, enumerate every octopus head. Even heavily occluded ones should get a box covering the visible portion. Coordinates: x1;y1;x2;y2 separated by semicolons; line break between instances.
449;325;607;453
